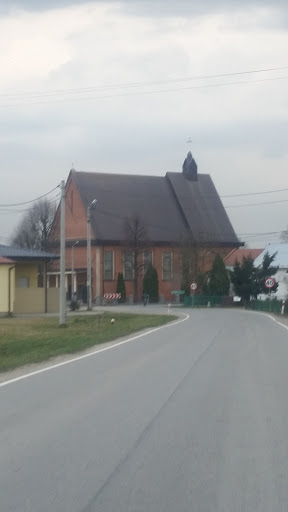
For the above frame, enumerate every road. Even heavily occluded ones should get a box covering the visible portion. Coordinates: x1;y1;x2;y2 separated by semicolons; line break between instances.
1;308;288;511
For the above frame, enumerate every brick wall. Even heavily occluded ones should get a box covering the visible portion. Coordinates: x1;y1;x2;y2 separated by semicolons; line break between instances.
60;244;235;302
49;174;236;302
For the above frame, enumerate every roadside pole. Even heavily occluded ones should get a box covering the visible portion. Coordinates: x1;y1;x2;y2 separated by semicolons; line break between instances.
87;199;97;311
190;282;198;308
59;180;66;326
87;206;92;311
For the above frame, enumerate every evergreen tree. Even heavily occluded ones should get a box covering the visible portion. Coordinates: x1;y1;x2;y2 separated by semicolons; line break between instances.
142;264;159;303
209;253;230;296
116;272;126;303
230;256;258;302
231;251;279;303
255;251;278;295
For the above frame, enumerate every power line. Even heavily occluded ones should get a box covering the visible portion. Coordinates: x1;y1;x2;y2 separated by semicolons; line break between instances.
225;198;288;208
2;181;286;214
221;187;288;198
0;186;60;208
2;179;288;215
1;75;287;109
239;234;282;240
0;195;61;215
237;231;282;236
0;65;286;101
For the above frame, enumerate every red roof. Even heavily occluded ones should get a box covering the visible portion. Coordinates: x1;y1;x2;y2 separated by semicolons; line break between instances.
0;256;15;264
224;248;263;266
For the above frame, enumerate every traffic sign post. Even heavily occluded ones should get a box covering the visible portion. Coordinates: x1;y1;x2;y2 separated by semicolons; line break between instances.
190;282;198;307
171;290;185;305
264;277;275;289
265;277;275;300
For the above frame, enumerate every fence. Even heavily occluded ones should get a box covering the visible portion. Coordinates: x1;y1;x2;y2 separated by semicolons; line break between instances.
248;299;287;315
183;294;288;313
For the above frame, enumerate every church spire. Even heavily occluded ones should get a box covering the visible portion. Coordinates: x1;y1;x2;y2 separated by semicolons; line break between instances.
182;151;198;181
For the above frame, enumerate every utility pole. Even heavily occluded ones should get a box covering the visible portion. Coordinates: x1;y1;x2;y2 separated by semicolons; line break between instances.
59;180;66;326
71;240;79;296
87;199;97;311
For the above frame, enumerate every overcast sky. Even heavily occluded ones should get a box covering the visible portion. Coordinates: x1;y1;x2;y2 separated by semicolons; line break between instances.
0;0;288;248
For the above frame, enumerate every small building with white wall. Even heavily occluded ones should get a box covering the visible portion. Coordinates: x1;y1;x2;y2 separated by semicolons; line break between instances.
254;243;288;300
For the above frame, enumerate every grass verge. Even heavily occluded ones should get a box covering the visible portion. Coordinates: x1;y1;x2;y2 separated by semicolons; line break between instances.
0;312;177;373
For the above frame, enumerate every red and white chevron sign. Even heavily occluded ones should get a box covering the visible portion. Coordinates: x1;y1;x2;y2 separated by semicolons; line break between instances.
104;293;121;300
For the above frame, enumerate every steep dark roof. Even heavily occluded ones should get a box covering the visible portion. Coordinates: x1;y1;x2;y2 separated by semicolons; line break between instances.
72;170;240;246
166;173;239;245
0;245;59;261
72;171;187;244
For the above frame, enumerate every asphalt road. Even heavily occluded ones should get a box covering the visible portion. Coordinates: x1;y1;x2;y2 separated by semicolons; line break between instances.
1;309;288;511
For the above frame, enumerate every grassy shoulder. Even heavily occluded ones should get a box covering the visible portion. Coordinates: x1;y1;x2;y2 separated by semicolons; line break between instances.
0;312;177;373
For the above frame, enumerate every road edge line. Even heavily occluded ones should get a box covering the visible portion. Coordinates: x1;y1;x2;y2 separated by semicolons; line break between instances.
0;313;189;388
264;313;288;331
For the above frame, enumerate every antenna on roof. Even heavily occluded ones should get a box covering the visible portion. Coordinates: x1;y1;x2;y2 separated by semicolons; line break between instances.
187;137;192;145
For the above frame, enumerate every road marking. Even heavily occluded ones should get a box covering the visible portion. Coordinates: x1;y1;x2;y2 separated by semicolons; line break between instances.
0;314;189;388
246;309;288;331
265;313;288;331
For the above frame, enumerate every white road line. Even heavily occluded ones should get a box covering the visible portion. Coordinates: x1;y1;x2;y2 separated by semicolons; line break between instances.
0;314;189;388
265;313;288;331
246;309;288;331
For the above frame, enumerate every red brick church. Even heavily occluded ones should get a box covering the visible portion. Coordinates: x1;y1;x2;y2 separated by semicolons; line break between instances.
49;153;240;303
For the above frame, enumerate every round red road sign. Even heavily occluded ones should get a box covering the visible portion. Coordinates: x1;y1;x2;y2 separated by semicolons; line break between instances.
190;282;198;291
264;277;275;289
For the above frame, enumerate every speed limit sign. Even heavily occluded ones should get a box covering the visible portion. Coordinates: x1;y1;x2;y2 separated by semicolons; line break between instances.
265;277;275;289
190;282;198;291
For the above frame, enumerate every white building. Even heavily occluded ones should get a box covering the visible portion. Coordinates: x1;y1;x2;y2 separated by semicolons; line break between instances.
254;243;288;300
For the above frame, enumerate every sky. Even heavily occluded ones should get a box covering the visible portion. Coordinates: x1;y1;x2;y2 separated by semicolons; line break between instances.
0;0;288;248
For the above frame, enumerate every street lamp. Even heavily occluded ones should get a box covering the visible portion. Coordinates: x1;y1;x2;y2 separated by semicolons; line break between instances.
87;199;97;310
71;240;79;296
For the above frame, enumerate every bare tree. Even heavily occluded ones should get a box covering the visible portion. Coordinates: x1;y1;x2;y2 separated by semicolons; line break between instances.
123;214;150;302
181;236;214;294
11;198;56;251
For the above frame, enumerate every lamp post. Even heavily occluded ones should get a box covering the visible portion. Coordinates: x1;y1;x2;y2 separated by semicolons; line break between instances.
87;199;97;310
59;180;66;326
71;240;79;296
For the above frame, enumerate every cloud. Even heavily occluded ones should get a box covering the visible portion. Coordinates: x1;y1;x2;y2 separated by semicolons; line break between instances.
0;0;287;23
117;0;287;17
0;0;287;244
0;0;93;13
0;0;287;10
